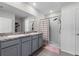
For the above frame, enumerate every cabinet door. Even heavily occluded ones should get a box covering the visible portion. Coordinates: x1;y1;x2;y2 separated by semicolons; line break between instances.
1;45;19;56
22;40;31;56
32;39;38;53
22;36;31;43
39;37;43;48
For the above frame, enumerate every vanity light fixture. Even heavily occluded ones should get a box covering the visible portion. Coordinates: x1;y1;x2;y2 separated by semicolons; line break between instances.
49;10;54;13
33;2;36;6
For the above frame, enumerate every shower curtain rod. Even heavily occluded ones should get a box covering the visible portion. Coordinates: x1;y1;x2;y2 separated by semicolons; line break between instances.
40;16;59;20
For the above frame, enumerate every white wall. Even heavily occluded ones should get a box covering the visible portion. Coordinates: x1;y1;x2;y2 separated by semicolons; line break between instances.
0;10;15;33
24;17;34;32
45;11;61;18
24;16;45;33
61;4;76;55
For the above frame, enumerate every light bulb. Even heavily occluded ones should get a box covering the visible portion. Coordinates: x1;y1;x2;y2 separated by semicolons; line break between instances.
33;2;36;6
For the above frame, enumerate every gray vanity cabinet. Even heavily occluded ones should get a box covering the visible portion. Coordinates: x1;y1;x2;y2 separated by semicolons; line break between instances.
1;44;19;56
32;35;38;53
0;33;43;56
38;34;43;48
0;39;20;56
21;36;32;56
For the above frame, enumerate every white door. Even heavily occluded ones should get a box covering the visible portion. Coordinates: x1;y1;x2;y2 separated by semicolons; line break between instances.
75;8;79;55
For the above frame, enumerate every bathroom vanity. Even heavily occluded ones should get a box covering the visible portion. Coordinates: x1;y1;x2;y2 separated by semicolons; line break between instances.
0;32;43;56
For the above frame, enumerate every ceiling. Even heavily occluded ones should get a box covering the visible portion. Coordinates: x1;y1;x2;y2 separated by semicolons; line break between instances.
26;2;76;14
0;2;77;18
0;2;33;18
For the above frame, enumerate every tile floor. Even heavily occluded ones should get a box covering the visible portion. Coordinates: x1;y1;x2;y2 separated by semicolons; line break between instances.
32;44;73;56
37;49;73;56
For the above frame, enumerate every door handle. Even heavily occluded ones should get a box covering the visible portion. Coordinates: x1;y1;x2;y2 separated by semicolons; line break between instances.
77;34;79;36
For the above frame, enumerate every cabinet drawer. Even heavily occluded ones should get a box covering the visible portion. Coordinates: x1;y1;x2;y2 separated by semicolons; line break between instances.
1;45;19;56
38;34;43;38
32;35;38;39
21;36;31;42
1;39;19;48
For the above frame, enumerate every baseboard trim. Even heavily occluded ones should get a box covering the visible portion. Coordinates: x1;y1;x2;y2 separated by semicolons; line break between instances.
61;49;75;55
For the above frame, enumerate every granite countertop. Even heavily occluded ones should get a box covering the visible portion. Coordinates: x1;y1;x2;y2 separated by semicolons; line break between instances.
0;32;42;41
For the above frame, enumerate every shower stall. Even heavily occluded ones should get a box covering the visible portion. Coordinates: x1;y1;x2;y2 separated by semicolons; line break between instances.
49;16;61;49
38;16;61;52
